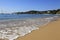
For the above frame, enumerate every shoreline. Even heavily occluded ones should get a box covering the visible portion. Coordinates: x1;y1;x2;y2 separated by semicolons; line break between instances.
16;18;60;40
0;16;60;40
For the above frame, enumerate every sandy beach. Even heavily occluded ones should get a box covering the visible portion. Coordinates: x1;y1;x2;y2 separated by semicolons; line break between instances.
16;19;60;40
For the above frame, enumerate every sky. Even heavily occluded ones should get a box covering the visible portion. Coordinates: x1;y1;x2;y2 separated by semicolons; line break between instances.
0;0;60;13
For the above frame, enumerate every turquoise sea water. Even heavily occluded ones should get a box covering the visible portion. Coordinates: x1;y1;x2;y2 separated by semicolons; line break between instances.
0;14;59;20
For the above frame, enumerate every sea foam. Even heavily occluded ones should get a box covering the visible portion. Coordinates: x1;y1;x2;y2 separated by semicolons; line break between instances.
0;16;59;40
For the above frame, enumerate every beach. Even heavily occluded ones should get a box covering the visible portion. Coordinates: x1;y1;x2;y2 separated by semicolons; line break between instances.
16;18;60;40
0;15;60;40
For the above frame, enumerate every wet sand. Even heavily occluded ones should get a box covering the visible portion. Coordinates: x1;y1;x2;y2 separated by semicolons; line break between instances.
17;19;60;40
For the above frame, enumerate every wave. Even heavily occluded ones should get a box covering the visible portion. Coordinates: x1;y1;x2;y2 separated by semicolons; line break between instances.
0;16;59;40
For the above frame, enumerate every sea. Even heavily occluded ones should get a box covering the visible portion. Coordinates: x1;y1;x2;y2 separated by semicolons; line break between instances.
0;14;58;20
0;14;60;40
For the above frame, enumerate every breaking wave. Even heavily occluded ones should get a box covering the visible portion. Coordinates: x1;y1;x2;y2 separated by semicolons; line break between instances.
0;16;59;40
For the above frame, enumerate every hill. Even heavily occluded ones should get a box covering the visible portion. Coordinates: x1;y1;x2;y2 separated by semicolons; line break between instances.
15;9;60;14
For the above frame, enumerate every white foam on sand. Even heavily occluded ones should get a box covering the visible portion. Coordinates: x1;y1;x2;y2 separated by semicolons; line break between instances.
0;16;59;40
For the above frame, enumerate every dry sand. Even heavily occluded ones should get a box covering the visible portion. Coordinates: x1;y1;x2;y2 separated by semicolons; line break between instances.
16;19;60;40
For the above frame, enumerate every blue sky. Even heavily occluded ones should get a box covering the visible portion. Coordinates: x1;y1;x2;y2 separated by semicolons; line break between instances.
0;0;60;13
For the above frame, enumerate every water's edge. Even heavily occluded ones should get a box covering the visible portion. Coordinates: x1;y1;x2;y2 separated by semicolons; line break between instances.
0;16;60;40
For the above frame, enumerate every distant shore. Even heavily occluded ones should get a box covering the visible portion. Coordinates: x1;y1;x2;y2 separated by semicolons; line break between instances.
14;9;60;14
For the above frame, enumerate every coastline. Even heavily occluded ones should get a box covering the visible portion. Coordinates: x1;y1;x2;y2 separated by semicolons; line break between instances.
17;18;60;40
0;16;60;40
